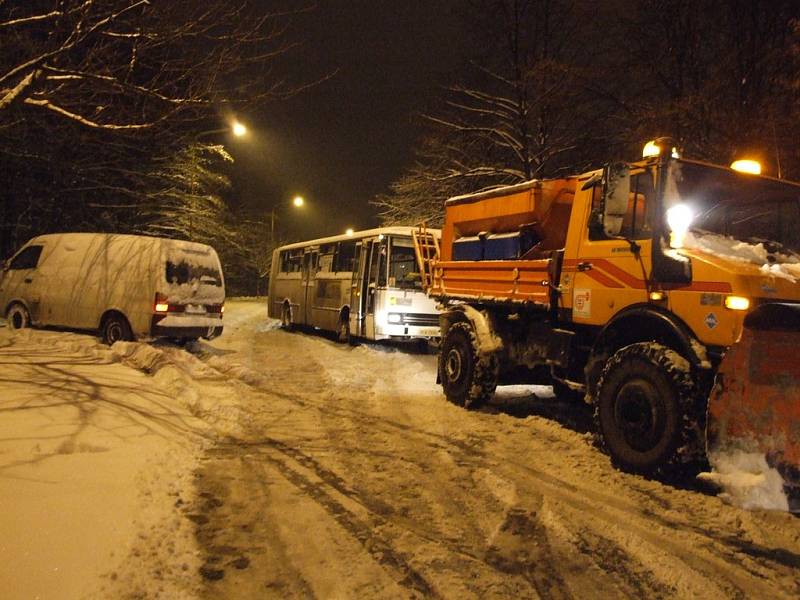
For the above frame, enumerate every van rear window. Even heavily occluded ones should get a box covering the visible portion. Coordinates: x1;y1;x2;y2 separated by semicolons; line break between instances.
165;260;222;287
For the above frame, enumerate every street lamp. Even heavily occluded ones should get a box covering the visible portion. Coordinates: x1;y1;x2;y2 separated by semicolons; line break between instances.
232;120;247;137
270;196;306;243
188;119;250;237
345;228;354;236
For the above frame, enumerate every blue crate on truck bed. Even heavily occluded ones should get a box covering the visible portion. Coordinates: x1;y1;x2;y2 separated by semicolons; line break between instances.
453;235;484;261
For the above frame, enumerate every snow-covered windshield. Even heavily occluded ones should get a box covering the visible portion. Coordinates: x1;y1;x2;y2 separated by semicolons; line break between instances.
666;160;800;255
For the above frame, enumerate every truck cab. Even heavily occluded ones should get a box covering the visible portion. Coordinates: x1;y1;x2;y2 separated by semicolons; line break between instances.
429;140;800;475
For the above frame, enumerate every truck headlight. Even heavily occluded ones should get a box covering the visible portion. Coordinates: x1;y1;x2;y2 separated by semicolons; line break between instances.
387;313;402;324
666;203;693;248
724;296;750;311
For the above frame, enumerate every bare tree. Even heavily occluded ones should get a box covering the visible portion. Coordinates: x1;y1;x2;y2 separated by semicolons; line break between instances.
0;1;307;259
374;0;614;225
611;0;800;173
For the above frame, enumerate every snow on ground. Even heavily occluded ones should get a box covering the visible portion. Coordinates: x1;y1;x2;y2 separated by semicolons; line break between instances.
2;299;800;599
0;328;211;599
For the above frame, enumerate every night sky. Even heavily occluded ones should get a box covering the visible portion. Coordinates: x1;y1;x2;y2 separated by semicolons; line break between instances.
230;1;466;241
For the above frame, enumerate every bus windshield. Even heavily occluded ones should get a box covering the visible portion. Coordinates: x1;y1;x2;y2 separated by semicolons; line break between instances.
388;237;422;290
666;160;800;254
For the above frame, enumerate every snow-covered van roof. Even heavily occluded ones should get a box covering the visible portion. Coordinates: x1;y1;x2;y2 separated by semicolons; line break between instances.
27;232;216;251
276;226;441;252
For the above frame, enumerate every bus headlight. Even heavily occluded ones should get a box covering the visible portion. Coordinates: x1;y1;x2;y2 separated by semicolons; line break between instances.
387;312;402;324
724;296;750;311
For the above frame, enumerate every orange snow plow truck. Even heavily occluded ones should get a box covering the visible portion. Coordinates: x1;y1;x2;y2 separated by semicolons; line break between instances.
416;139;800;509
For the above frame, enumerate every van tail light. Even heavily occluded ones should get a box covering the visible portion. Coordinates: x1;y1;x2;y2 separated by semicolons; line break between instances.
154;293;169;313
205;303;224;315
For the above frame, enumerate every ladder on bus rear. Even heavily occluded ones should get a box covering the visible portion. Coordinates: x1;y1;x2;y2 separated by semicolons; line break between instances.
412;222;440;292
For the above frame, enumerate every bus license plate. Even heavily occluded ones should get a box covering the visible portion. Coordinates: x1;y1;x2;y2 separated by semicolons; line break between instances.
419;327;440;337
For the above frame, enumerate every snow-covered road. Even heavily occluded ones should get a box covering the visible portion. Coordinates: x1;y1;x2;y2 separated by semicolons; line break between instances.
2;299;800;599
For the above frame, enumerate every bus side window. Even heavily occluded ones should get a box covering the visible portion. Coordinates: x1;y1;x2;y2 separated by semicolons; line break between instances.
285;249;303;272
335;241;357;272
279;251;290;273
318;244;335;273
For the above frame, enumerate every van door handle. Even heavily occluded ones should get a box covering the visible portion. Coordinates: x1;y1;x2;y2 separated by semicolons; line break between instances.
24;277;33;283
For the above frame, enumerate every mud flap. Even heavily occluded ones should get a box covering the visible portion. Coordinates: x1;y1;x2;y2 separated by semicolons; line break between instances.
707;303;800;511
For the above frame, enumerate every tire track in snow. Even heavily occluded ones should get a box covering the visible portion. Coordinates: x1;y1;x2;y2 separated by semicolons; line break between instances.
192;318;800;599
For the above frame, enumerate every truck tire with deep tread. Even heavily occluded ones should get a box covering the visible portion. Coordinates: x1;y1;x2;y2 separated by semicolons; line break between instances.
594;342;696;475
439;320;498;409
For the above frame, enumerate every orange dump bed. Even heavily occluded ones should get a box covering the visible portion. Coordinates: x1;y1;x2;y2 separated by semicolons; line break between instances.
431;258;552;304
430;177;577;305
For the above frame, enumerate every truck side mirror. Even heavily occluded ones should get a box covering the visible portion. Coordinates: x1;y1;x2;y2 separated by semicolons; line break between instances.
602;162;630;237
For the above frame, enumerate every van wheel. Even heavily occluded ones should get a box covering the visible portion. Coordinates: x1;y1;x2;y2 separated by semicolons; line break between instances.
6;303;30;330
102;314;133;345
595;343;694;474
438;321;497;409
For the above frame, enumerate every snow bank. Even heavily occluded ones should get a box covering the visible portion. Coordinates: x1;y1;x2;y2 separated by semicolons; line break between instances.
110;341;249;437
699;451;790;512
0;329;207;599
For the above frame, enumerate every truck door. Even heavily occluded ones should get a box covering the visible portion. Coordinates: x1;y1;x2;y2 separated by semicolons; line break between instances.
300;249;318;325
0;243;45;322
571;169;655;326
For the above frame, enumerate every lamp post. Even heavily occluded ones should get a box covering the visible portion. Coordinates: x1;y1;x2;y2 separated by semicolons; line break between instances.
270;195;305;244
188;119;248;238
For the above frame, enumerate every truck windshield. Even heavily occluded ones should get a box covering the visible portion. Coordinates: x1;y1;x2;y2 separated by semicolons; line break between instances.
388;237;422;290
666;160;800;253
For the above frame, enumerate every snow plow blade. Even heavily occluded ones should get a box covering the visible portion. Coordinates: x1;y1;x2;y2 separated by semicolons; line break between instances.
707;303;800;511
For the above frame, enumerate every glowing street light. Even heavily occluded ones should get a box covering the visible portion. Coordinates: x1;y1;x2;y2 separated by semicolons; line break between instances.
232;120;247;137
345;228;354;236
271;197;305;243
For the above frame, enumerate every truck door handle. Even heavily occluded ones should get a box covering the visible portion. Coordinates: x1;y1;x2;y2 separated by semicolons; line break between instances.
24;277;33;283
577;262;593;272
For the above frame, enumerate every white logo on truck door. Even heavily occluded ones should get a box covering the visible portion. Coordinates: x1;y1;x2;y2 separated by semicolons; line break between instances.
573;288;591;318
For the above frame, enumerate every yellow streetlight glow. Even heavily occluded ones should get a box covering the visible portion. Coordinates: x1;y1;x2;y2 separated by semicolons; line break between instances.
345;228;354;236
642;140;660;158
730;159;761;175
293;195;305;207
232;120;247;137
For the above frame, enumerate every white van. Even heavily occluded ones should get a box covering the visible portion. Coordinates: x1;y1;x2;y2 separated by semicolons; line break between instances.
0;233;225;344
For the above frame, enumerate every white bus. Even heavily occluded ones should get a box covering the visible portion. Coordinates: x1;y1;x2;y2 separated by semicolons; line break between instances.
268;227;441;342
